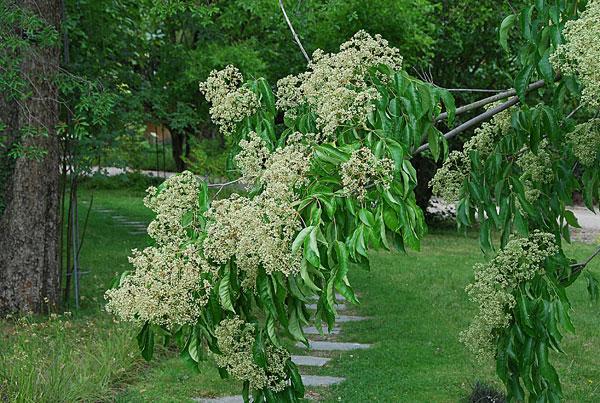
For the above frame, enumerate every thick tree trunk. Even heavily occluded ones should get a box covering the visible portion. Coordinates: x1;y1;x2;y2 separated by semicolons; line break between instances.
0;0;61;315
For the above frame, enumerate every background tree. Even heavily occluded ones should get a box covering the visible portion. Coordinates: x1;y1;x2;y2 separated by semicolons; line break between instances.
0;0;62;314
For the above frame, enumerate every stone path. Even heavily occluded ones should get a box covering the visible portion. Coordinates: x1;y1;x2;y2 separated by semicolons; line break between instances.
195;300;371;402
89;206;150;237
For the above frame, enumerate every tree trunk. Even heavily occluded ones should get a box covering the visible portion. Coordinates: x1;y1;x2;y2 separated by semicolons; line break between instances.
0;0;62;315
412;155;437;215
171;129;187;172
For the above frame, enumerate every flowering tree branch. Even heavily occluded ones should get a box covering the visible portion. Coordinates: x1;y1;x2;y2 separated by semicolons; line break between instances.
278;0;310;63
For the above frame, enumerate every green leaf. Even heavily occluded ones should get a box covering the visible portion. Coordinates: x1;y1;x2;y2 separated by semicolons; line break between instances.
288;307;307;344
218;267;235;313
538;50;554;82
252;330;267;367
515;65;533;103
300;259;321;292
292;226;313;254
385;139;405;170
334;241;349;283
358;209;375;227
266;314;280;346
563;210;581;228
499;14;516;52
427;129;440;161
304;227;321;267
438;89;455;126
287;360;305;397
137;322;155;361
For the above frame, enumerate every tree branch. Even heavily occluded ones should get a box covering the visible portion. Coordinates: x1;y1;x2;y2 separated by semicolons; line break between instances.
444;88;508;94
570;245;600;276
414;95;520;154
278;0;310;64
435;79;546;123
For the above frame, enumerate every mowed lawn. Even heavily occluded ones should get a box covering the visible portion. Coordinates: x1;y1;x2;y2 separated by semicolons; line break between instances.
1;187;598;402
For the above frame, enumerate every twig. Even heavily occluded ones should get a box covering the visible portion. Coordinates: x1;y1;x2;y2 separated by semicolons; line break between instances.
208;177;243;197
435;79;546;123
279;0;310;63
415;95;520;154
207;177;243;189
570;245;600;276
565;104;583;120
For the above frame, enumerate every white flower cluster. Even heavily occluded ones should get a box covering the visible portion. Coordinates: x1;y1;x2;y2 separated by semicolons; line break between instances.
568;118;600;167
260;141;311;197
551;0;600;107
516;140;554;203
105;244;216;329
276;31;403;138
214;317;289;392
210;136;311;288
203;192;302;289
430;108;512;202
460;231;558;361
234;132;270;184
144;171;199;245
235;131;311;192
105;172;217;329
199;65;260;135
341;147;394;201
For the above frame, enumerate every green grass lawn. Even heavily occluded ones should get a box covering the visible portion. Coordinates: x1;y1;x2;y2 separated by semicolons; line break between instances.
1;187;598;402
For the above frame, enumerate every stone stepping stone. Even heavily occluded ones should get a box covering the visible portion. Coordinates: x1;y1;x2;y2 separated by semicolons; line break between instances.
303;326;340;335
291;355;331;367
309;293;345;302
336;315;368;323
297;340;371;351
306;303;346;311
195;375;345;401
301;374;345;386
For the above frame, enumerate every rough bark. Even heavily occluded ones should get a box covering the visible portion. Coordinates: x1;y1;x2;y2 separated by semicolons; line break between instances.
0;0;61;315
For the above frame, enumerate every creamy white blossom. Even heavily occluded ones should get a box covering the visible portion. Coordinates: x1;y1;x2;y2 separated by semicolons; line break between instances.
235;131;270;184
460;231;558;361
551;0;600;107
203;193;302;289
516;140;554;203
568;118;600;166
214;317;289;392
105;244;216;329
341;147;394;201
144;170;199;246
276;31;403;138
199;65;260;135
